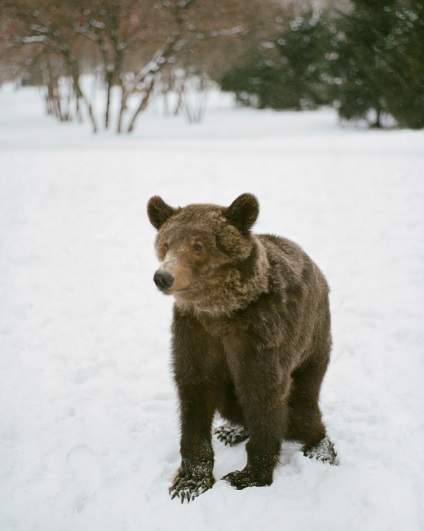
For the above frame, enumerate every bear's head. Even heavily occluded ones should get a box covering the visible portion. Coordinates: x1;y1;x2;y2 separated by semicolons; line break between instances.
147;194;269;314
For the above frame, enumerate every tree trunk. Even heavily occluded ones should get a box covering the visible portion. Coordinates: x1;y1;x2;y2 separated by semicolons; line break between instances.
116;84;128;134
105;71;113;129
371;106;382;128
126;78;156;134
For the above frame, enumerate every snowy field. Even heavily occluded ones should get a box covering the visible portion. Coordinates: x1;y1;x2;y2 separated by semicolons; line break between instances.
1;83;424;531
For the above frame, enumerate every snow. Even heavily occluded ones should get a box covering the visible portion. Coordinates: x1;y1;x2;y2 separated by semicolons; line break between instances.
1;82;424;531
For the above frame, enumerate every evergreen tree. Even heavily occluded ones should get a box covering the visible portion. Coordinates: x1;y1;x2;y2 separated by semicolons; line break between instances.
333;0;424;128
380;0;424;129
220;10;334;111
333;0;398;127
220;0;424;129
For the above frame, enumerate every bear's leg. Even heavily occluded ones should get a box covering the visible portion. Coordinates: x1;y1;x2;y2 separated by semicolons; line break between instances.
223;405;286;489
169;384;216;503
223;352;290;490
215;422;249;446
286;358;338;465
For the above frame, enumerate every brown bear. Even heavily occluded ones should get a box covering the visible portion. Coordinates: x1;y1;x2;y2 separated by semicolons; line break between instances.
147;193;337;503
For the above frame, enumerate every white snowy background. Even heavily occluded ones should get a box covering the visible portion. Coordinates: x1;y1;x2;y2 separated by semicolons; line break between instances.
1;83;423;531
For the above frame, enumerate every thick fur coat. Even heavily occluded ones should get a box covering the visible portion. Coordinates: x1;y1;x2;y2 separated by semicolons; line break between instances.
147;193;336;502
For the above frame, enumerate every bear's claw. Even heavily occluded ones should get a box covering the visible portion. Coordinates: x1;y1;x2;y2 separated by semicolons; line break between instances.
223;469;270;490
169;470;214;503
215;423;249;446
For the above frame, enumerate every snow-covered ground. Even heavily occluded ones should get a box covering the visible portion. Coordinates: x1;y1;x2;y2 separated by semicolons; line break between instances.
1;83;423;531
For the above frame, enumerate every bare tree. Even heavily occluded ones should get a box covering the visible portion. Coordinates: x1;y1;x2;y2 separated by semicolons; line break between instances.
3;0;99;131
1;0;283;133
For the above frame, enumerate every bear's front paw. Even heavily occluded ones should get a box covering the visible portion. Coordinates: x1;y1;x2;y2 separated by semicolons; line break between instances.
169;467;215;503
223;468;271;490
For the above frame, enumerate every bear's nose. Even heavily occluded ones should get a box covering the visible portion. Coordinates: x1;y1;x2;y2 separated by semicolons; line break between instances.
154;270;174;291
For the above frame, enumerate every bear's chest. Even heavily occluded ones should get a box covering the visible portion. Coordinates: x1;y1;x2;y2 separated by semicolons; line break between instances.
196;314;248;360
197;314;234;341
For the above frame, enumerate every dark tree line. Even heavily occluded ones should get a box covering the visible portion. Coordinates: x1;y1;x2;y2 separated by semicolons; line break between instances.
220;11;334;111
220;0;424;129
1;0;422;130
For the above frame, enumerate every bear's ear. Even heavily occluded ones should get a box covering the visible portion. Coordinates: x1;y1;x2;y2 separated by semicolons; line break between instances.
147;196;176;230
225;193;259;234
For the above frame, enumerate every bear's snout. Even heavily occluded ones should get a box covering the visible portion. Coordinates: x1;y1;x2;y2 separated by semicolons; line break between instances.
154;269;174;291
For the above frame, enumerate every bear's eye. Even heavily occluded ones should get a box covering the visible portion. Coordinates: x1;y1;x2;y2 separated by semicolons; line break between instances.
193;243;203;252
164;243;169;252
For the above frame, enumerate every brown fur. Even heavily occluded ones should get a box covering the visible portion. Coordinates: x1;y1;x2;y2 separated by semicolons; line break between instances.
147;193;336;502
